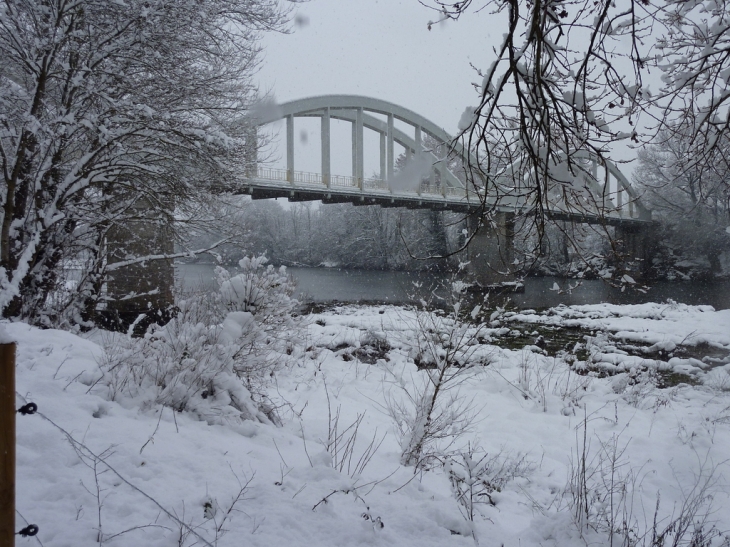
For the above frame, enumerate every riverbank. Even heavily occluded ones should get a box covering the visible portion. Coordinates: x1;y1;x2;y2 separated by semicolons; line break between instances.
9;300;730;546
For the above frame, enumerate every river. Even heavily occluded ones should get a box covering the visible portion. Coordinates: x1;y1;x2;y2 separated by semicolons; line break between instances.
176;263;730;310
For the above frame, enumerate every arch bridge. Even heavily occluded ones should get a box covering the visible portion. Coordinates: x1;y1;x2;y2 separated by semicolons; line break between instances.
106;95;656;325
243;95;652;227
102;95;651;322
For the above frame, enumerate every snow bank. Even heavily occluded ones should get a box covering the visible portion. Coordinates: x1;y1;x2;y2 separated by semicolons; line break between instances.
7;302;730;546
507;302;730;349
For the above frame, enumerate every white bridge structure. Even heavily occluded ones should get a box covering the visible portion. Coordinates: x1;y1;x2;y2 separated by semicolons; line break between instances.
244;95;652;226
107;95;656;326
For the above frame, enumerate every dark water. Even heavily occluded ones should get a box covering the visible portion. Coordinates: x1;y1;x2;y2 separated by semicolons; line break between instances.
176;264;730;310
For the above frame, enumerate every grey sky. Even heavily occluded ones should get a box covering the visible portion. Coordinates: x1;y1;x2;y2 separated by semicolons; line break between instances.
257;1;493;134
256;0;638;177
256;1;497;174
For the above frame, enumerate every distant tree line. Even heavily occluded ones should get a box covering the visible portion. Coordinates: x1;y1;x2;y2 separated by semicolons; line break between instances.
185;198;462;272
632;126;730;280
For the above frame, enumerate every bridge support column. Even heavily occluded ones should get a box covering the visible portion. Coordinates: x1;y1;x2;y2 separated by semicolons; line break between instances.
105;197;174;332
286;115;294;183
353;108;364;188
387;114;394;181
244;125;257;178
351;122;356;179
379;132;386;181
615;224;657;279
466;212;516;287
415;126;422;195
321;107;331;187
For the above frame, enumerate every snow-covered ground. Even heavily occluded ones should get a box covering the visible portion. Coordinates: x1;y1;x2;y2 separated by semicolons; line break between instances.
7;301;730;546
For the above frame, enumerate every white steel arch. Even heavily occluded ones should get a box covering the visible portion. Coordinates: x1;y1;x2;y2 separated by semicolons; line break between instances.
252;94;471;191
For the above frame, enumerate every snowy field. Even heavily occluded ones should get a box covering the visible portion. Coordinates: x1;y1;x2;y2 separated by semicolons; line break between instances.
7;300;730;547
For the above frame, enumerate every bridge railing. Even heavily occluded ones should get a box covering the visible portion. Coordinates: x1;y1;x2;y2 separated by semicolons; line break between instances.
247;167;648;221
365;177;389;191
446;186;468;197
420;183;441;196
293;170;323;185
256;166;290;182
330;174;357;188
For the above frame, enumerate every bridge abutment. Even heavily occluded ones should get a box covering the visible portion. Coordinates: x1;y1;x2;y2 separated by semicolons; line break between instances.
466;212;517;287
615;223;658;279
104;198;175;331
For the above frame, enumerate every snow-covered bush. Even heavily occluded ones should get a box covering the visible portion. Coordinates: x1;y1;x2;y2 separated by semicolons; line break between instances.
213;256;298;395
215;255;297;319
446;444;534;528
387;286;493;470
98;255;299;425
566;424;728;547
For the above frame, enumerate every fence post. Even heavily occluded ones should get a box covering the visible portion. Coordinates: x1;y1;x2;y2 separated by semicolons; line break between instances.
0;342;15;547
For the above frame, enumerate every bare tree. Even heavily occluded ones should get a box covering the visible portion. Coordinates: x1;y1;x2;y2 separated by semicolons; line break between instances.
419;0;730;262
634;125;730;276
0;0;291;324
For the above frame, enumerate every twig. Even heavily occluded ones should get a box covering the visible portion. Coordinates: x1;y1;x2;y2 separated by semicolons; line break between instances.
104;524;171;542
53;356;70;380
18;397;215;547
312;488;360;511
140;406;165;454
299;422;313;467
291;484;307;499
64;371;85;391
272;438;289;469
215;466;254;537
389;471;420;495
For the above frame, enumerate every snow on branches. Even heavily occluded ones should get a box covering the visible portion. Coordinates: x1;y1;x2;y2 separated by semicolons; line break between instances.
0;0;289;323
420;0;730;241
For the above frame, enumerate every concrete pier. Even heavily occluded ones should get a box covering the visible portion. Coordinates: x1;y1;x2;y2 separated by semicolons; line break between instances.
466;212;517;288
105;198;174;331
615;223;658;279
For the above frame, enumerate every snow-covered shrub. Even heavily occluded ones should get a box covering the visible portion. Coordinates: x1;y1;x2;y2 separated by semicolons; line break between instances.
98;255;299;425
387;288;493;470
215;255;297;319
566;424;727;547
567;426;637;541
516;349;559;412
446;444;534;527
214;256;298;394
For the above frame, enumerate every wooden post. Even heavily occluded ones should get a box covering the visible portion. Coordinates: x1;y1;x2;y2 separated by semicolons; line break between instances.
0;342;15;547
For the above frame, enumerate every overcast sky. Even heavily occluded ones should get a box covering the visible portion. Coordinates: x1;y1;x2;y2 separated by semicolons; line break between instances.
255;0;502;174
255;0;638;177
257;1;495;134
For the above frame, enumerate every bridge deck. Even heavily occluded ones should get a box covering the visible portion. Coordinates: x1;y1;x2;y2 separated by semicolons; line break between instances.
236;167;651;226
